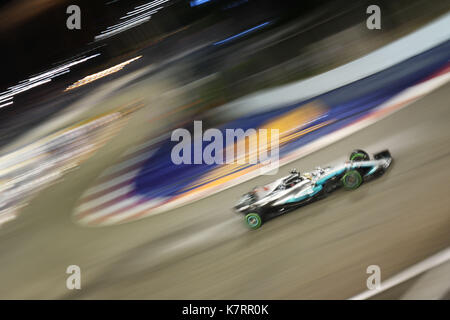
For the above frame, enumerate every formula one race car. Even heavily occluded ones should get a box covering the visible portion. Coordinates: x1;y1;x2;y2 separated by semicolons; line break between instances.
234;149;392;229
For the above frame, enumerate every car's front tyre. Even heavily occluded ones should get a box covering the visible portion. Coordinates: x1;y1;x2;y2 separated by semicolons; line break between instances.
245;213;263;230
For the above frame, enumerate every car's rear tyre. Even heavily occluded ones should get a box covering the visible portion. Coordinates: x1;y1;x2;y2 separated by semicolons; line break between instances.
341;170;363;190
245;213;263;230
350;149;370;161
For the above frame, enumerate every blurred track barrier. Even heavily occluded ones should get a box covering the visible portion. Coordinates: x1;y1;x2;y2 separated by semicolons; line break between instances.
0;101;144;227
74;37;450;226
212;13;450;121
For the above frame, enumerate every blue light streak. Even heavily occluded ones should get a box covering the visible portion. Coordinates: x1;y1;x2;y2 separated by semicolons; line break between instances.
213;21;272;46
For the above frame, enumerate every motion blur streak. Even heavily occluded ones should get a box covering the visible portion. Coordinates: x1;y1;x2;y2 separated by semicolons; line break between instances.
64;56;142;91
0;53;100;108
213;21;273;45
0;101;143;227
0;101;14;109
95;0;171;41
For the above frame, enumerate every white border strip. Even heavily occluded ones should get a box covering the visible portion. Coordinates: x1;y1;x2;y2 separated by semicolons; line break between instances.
349;247;450;300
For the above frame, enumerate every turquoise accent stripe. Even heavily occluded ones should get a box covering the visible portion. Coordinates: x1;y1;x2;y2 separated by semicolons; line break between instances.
350;163;377;176
316;168;345;185
285;194;308;203
366;166;378;176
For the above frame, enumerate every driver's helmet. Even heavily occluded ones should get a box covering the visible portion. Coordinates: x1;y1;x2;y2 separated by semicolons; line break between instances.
304;172;313;179
289;168;299;175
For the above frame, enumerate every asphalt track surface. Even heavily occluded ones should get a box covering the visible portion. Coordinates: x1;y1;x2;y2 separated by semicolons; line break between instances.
0;83;449;299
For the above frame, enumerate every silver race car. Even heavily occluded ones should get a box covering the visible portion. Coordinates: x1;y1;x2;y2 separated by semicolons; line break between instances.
235;149;393;229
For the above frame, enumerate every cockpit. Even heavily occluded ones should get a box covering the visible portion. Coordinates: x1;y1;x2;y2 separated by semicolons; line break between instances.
277;169;304;190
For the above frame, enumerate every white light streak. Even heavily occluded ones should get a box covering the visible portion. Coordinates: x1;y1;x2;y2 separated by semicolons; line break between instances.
95;17;151;41
122;0;168;19
0;54;100;109
105;9;157;32
94;0;171;41
0;101;14;109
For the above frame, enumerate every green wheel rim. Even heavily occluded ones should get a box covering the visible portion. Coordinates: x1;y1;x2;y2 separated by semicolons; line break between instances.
245;213;262;229
350;153;366;161
341;170;362;189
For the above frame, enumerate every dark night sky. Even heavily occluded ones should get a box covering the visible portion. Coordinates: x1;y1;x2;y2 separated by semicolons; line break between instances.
0;0;117;87
0;0;207;87
0;0;330;89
